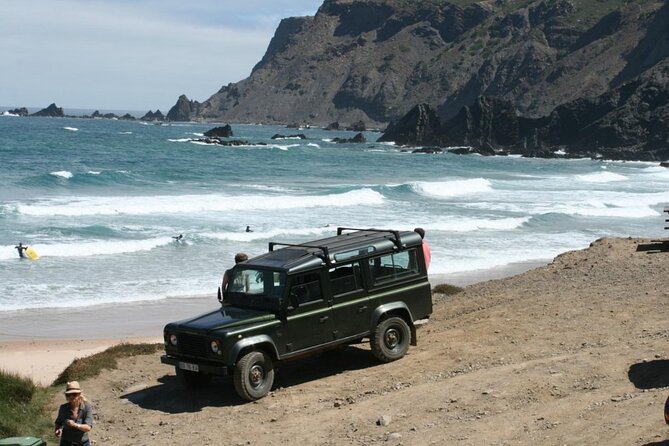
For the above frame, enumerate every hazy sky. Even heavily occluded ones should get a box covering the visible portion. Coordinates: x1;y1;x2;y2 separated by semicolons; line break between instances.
1;0;322;112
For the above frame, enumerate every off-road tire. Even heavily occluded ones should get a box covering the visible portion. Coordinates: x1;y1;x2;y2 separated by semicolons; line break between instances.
233;350;274;401
175;367;211;388
370;316;411;362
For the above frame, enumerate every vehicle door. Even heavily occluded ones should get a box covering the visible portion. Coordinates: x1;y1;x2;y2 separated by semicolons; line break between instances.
328;261;370;340
284;271;335;354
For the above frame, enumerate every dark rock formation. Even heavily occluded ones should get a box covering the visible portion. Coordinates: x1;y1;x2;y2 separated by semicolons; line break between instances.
381;59;669;161
204;125;233;138
345;120;366;132
119;113;136;121
166;95;201;122
332;133;366;144
271;134;307;139
31;103;64;117
325;121;340;130
7;107;28;116
141;110;165;121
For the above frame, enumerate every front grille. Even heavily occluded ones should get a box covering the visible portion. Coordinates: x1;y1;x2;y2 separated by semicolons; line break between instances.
177;333;208;357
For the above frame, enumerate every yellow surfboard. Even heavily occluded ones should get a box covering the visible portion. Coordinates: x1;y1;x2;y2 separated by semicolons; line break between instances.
25;246;39;260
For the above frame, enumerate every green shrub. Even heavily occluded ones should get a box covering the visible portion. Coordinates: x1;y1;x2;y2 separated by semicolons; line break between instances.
0;370;53;439
432;283;464;295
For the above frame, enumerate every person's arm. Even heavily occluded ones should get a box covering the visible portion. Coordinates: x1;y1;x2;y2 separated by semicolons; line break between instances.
222;271;230;291
54;405;65;437
64;404;93;433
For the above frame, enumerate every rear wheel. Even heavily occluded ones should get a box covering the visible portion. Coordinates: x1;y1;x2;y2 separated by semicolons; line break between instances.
233;351;274;401
370;316;411;362
175;367;211;388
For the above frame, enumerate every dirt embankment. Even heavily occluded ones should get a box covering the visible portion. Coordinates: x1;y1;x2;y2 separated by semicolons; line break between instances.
67;238;669;445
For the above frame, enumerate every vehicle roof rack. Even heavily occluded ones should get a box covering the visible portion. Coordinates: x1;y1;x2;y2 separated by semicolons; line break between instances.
336;227;404;249
268;241;331;263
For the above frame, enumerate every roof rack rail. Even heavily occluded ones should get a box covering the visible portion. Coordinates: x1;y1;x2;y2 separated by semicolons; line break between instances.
268;241;332;264
336;227;404;249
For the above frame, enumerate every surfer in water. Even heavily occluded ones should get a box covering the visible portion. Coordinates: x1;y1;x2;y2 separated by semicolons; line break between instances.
15;242;27;258
172;234;184;242
245;226;253;233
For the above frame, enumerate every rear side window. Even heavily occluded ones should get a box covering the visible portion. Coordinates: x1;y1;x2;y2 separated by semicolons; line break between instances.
368;249;418;285
329;262;363;296
289;272;323;305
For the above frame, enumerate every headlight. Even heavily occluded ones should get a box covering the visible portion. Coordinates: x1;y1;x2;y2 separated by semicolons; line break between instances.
211;340;221;354
169;334;178;346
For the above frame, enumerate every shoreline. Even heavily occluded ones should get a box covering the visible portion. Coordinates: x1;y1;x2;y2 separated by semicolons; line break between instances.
0;259;549;386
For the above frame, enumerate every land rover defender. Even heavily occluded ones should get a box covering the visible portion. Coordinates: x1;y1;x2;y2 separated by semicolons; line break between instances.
161;227;433;401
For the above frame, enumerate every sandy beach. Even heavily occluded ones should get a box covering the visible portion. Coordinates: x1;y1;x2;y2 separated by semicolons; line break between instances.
4;237;669;444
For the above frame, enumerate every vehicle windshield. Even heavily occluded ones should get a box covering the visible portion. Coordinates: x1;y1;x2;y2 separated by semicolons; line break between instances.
225;268;286;310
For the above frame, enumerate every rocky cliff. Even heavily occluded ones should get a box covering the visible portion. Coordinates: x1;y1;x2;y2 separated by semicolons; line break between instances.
166;0;667;152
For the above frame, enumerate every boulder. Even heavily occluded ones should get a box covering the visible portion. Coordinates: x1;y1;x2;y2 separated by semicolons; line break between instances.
204;125;233;138
141;110;165;121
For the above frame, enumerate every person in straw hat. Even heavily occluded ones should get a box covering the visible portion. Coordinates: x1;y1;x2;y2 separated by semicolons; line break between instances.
54;381;93;446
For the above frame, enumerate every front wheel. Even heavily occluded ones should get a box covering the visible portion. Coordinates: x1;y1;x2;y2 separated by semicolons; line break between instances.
233;351;274;401
370;316;411;362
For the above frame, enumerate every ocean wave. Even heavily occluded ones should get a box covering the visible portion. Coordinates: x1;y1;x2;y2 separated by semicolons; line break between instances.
202;226;334;242
63;127;79;132
0;237;174;260
15;188;385;217
412;178;493;198
50;170;73;179
576;172;628;183
428;217;530;232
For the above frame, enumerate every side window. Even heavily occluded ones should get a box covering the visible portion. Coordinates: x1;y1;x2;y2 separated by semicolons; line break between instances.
368;249;418;285
329;262;363;296
289;273;323;305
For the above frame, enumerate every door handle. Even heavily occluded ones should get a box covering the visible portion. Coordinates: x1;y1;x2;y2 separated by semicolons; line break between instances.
357;306;368;313
319;316;329;323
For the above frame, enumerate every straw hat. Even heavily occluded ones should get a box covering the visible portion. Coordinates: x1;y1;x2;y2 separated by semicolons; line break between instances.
64;381;82;394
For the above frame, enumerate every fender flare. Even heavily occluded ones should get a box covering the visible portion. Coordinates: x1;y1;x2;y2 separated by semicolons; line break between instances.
228;335;280;366
371;302;417;346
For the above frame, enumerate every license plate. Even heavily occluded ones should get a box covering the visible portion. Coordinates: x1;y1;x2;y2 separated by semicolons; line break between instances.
178;361;199;372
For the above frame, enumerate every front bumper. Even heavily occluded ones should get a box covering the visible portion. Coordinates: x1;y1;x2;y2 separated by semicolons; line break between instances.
161;355;230;376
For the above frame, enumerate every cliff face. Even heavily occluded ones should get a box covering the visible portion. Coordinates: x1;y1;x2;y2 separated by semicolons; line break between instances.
168;0;666;135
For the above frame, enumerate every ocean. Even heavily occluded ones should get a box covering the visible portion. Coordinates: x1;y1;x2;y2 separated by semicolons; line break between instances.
1;115;668;312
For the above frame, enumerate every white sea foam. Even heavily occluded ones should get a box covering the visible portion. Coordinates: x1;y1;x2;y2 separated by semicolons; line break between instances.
87;171;101;175
169;138;193;142
203;226;334;242
63;127;79;132
1;111;19;117
15;188;385;217
307;143;321;148
50;170;73;179
576;172;628;183
0;237;173;260
119;131;133;135
428;217;530;232
412;178;493;198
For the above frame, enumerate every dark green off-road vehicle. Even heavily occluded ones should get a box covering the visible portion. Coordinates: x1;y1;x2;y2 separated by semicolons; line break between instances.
161;228;433;401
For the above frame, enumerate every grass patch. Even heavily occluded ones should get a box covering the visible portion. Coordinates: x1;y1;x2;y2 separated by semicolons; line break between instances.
432;283;464;295
0;370;54;439
54;342;162;385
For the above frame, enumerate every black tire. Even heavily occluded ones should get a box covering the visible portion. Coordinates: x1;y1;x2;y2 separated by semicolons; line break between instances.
370;316;411;362
233;351;274;401
175;367;211;388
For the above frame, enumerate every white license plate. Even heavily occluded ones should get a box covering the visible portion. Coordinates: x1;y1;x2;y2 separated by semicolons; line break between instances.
178;361;199;372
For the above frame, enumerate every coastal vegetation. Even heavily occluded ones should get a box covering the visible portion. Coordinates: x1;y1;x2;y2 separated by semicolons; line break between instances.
54;343;162;385
0;370;53;440
0;343;162;442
